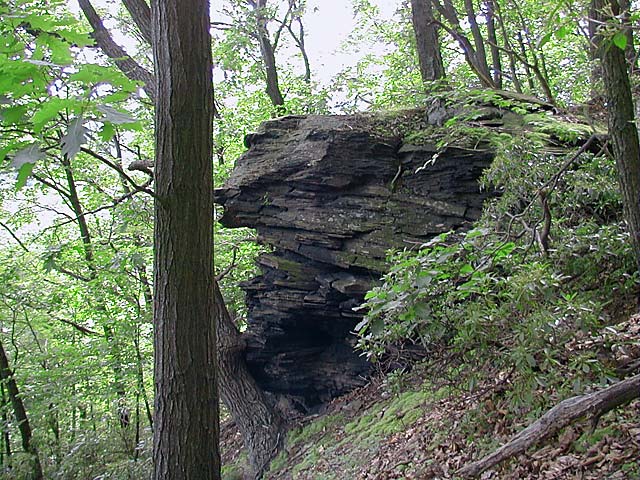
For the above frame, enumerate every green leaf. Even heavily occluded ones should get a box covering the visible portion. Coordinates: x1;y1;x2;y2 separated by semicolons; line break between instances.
465;228;486;240
1;104;28;124
32;97;80;132
15;162;35;190
70;64;140;92
370;317;384;335
415;272;433;288
99;122;116;142
460;263;474;275
43;254;56;273
0;145;12;164
413;302;431;319
57;28;93;47
612;32;628;51
43;34;73;65
354;317;369;333
538;32;552;49
554;26;569;40
493;242;516;260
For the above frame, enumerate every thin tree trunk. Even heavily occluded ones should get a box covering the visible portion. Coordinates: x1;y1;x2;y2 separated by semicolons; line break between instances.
463;0;493;85
61;155;131;429
133;325;153;430
511;2;554;103
494;3;522;92
288;15;311;83
484;0;502;88
588;1;603;98
0;384;10;465
431;0;494;86
516;31;535;90
254;0;285;108
618;0;637;73
134;391;140;460
151;0;221;477
0;338;43;480
411;0;445;83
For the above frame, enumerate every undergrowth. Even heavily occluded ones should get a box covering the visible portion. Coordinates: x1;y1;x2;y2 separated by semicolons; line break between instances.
355;122;636;405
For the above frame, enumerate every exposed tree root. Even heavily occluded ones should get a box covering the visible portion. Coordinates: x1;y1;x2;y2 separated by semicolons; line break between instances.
458;374;640;478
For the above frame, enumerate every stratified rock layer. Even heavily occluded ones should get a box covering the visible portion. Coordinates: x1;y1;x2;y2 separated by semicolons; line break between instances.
215;111;495;407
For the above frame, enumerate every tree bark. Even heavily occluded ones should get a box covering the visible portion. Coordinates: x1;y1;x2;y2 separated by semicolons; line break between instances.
494;2;521;92
121;0;152;44
484;0;502;88
215;281;284;477
151;0;221;478
253;0;285;108
78;0;156;101
430;0;494;87
77;1;286;474
286;2;312;84
0;338;43;480
410;0;445;83
459;374;640;478
592;0;640;270
0;384;10;466
60;155;131;429
618;0;637;73
463;0;492;84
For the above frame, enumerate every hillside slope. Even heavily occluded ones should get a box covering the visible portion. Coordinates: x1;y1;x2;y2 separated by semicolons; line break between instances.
219;92;639;479
222;315;639;479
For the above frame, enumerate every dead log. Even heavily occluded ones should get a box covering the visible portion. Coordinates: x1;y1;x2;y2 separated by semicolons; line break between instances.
458;374;640;478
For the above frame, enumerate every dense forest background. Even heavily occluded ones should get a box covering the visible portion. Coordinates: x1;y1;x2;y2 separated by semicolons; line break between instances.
0;0;639;478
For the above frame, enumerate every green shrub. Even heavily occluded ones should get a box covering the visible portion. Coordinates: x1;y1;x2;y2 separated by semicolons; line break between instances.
355;129;636;401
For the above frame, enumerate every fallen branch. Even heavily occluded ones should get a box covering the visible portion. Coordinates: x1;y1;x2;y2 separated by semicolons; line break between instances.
458;374;640;478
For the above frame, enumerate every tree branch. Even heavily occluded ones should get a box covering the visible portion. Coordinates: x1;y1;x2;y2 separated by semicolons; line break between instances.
53;315;101;336
121;0;152;45
459;374;640;478
77;0;156;101
215;246;238;281
79;146;156;197
0;222;29;252
32;174;71;199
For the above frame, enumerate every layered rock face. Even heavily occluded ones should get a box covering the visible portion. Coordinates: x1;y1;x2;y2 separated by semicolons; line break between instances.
215;111;495;408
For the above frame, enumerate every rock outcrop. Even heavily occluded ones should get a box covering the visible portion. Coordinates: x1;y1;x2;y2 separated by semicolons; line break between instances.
215;109;496;408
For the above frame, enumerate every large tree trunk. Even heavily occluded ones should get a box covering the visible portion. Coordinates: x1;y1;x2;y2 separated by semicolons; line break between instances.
618;0;637;73
0;338;43;480
215;281;284;477
151;0;221;478
592;0;640;270
82;1;286;474
410;0;445;83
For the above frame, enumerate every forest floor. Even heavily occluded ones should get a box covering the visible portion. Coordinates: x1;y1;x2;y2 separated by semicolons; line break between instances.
221;315;640;480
